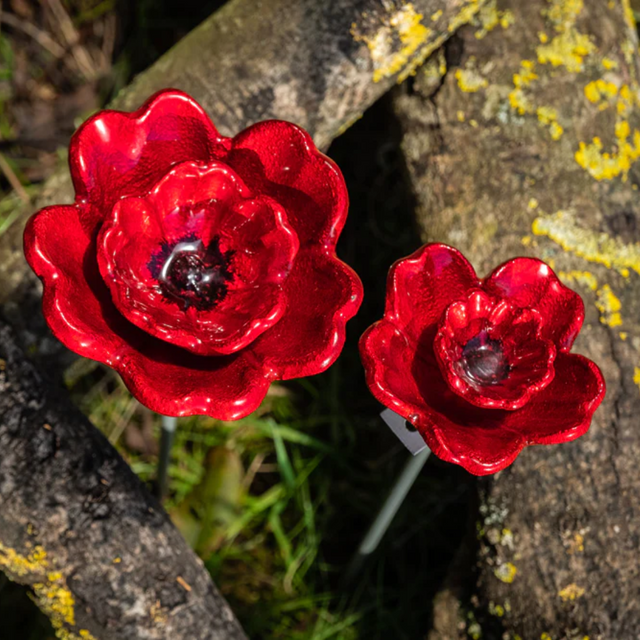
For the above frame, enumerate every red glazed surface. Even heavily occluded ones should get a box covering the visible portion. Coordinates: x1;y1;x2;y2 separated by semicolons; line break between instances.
25;89;363;419
359;244;605;475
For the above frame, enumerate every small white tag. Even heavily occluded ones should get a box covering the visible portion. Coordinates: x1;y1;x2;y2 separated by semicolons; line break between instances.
380;408;429;455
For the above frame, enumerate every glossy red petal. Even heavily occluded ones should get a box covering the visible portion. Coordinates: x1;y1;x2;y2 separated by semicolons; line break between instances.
484;258;585;351
97;162;299;355
360;319;430;420
386;243;480;341
226;120;348;248
360;244;605;475
434;292;556;410
252;248;363;379
24;204;114;361
432;354;604;474
501;352;605;444
362;326;604;474
24;204;272;419
361;320;533;475
27;90;362;421
70;89;225;225
117;342;271;419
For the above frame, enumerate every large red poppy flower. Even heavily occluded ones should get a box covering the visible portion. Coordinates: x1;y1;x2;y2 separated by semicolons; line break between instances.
25;89;363;419
359;244;605;475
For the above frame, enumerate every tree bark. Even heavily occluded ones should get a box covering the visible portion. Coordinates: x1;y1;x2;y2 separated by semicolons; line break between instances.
393;0;640;637
0;321;247;640
0;0;487;310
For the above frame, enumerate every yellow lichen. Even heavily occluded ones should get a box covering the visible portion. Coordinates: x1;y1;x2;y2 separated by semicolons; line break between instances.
537;106;564;140
509;88;533;114
575;124;640;181
514;60;538;87
595;285;622;327
532;210;640;276
536;0;594;73
544;0;583;30
355;0;482;84
541;634;553;640
455;67;488;92
622;0;636;31
509;60;538;114
431;9;443;22
0;542;84;639
53;624;98;640
354;4;431;83
0;542;48;577
620;331;628;340
474;0;514;39
494;562;517;583
448;0;483;33
457;110;466;122
528;198;539;210
567;532;585;554
616;84;640;116
34;572;76;626
558;583;586;601
537;106;557;123
536;31;594;72
634;367;640;392
602;57;618;70
584;79;618;107
558;270;598;291
536;215;635;271
549;121;564;140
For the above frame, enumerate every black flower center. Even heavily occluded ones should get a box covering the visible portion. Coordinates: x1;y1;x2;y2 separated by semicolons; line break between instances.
148;235;233;311
459;330;510;386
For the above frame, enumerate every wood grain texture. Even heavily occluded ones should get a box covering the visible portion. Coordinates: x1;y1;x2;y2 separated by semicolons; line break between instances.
393;0;640;637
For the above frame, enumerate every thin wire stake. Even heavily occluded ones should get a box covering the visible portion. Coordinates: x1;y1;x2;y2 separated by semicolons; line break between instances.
343;446;431;584
157;415;178;499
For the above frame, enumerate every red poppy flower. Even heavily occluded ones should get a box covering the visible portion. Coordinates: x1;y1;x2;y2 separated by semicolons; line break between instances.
25;89;363;419
359;244;605;475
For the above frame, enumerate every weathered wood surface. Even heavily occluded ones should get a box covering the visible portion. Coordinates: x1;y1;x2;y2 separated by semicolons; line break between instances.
393;0;640;637
0;322;247;640
0;0;487;310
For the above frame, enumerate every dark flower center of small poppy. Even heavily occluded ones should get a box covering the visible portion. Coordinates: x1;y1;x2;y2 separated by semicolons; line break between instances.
149;235;233;311
459;330;510;386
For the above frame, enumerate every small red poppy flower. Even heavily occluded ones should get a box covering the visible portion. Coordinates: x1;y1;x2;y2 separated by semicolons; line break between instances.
359;244;605;475
25;89;363;419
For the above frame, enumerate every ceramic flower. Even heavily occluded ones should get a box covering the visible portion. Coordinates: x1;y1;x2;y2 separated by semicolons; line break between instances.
359;243;605;475
25;89;363;419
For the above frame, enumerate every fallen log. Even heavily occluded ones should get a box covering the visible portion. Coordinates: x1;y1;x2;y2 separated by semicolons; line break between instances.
0;321;248;639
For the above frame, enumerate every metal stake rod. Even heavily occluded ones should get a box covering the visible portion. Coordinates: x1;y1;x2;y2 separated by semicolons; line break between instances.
344;446;431;584
157;415;178;499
